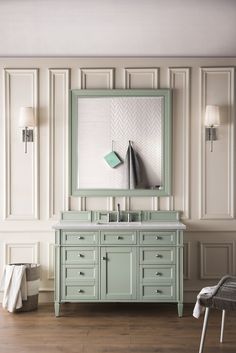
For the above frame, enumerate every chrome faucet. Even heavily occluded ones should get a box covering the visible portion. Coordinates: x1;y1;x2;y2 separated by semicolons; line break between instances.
116;203;121;222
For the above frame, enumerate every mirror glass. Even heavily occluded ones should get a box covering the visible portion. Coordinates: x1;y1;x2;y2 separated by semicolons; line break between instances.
71;89;172;196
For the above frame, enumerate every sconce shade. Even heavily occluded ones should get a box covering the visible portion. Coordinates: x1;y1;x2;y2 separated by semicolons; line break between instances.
19;107;35;128
205;105;220;127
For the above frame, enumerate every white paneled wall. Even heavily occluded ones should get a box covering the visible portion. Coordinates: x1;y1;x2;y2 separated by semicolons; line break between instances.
0;57;236;303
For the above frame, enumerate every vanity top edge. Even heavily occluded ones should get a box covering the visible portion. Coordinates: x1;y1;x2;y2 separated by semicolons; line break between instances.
53;221;186;230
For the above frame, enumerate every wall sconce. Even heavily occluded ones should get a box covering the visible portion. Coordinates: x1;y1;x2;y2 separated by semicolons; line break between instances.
19;107;35;153
204;105;220;152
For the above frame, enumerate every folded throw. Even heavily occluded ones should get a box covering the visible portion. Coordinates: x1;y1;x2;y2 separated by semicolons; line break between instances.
1;265;27;312
193;286;216;318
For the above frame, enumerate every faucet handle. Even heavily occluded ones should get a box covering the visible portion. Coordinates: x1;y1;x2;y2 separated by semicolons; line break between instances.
127;212;132;222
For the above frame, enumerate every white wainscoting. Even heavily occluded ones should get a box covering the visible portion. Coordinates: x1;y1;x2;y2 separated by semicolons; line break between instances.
0;57;236;303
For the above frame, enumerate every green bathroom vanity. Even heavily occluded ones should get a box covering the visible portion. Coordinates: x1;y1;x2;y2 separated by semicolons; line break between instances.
54;211;185;317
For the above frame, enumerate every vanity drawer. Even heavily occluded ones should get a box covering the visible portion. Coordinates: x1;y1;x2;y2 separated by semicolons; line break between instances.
140;231;176;245
61;231;98;245
140;247;175;264
62;247;98;265
101;231;136;245
141;265;175;283
62;284;98;300
141;284;175;300
62;265;97;282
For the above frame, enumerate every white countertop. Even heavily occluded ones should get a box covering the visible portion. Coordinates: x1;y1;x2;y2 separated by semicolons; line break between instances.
53;221;186;230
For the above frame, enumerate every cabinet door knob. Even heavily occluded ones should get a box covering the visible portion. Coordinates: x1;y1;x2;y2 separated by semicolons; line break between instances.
78;253;83;257
156;254;162;258
78;271;84;275
156;289;162;294
156;272;162;276
77;236;84;239
117;236;123;240
102;256;106;260
78;289;84;293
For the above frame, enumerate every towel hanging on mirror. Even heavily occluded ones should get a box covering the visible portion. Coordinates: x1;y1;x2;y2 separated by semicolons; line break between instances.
123;141;142;189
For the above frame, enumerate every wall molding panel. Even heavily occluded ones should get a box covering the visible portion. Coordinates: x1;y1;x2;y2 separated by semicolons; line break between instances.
124;68;159;89
1;58;236;303
4;68;39;220
79;68;114;89
48;243;54;280
48;68;70;219
200;241;235;279
183;241;191;280
168;68;190;219
78;67;114;211
200;67;235;220
4;242;40;265
124;67;161;211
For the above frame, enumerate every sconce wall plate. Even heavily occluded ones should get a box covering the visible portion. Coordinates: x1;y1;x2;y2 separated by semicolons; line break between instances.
22;129;34;142
19;107;35;153
205;127;217;142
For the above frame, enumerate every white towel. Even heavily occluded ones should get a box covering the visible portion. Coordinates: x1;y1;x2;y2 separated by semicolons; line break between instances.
193;286;216;319
1;265;27;313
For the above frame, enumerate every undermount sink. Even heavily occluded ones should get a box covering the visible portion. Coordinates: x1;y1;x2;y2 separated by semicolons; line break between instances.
96;221;142;226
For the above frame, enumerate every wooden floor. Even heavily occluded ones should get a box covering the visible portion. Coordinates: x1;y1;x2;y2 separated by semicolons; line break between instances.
0;303;236;353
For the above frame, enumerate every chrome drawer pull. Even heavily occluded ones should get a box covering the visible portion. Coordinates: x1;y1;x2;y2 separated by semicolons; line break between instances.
156;254;162;258
117;236;123;240
78;289;84;293
156;289;162;294
77;236;84;239
155;236;162;240
156;272;162;276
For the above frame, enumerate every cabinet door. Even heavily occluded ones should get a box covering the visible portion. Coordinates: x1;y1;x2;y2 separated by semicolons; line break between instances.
101;247;136;300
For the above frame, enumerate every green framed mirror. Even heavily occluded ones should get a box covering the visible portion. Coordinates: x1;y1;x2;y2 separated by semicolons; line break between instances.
70;89;172;196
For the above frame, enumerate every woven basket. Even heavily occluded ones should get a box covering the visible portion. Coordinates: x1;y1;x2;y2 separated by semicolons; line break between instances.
11;263;40;312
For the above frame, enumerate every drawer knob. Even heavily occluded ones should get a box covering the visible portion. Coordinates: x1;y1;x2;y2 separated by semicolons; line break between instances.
78;253;84;257
78;236;84;239
117;236;123;240
156;289;162;294
156;236;162;240
78;289;84;293
78;272;84;275
156;254;162;258
156;272;162;276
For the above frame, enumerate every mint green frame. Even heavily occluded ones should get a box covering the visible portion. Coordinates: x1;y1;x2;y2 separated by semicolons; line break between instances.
70;89;172;196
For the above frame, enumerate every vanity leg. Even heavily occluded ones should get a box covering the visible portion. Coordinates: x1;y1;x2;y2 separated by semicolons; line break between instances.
177;302;183;317
55;302;60;317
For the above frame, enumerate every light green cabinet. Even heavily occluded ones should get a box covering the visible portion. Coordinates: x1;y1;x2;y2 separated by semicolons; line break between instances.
54;212;185;318
101;247;136;300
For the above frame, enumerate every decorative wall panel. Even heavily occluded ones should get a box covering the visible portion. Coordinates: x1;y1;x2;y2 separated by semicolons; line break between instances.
4;69;38;220
168;68;190;219
124;67;162;211
200;241;235;279
200;67;234;219
79;68;114;89
183;242;190;280
78;67;115;211
48;69;70;218
125;68;159;89
0;58;236;303
4;242;39;265
48;243;54;280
